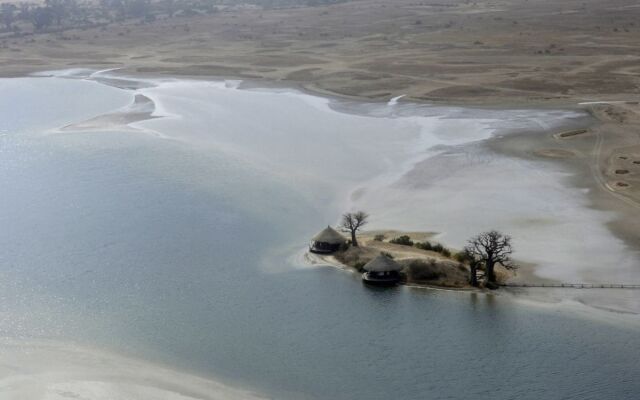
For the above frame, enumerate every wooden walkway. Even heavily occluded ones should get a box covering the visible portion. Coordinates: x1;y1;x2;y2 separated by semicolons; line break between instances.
500;283;640;289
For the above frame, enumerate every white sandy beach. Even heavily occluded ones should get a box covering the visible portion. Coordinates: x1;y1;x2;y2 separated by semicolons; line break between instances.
0;339;264;400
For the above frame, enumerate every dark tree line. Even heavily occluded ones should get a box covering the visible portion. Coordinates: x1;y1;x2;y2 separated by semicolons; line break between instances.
0;0;206;32
0;0;346;34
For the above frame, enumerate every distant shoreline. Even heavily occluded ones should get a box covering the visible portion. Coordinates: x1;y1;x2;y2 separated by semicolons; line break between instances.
0;62;611;109
2;0;640;108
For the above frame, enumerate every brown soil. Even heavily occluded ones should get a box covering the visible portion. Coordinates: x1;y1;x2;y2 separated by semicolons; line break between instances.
1;0;639;107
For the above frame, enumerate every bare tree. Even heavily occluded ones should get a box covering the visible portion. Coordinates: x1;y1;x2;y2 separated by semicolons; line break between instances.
466;230;516;284
458;247;481;287
339;211;369;247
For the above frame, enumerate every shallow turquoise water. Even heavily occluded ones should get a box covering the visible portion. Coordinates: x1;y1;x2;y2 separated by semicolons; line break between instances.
0;75;639;400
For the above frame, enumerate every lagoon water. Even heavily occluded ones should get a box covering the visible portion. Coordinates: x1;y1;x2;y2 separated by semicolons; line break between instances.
1;72;640;399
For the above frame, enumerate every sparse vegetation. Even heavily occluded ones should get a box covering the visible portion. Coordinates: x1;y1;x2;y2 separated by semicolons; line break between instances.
407;259;441;281
389;235;413;246
327;226;475;288
404;258;468;287
415;240;451;257
0;0;347;36
333;228;517;289
414;241;432;251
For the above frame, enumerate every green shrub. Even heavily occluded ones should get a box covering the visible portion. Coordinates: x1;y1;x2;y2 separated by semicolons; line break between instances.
390;235;413;246
416;241;451;257
373;234;386;242
381;251;394;259
408;260;442;281
454;252;467;263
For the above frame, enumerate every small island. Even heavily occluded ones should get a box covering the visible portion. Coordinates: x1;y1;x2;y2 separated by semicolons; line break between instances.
309;211;516;290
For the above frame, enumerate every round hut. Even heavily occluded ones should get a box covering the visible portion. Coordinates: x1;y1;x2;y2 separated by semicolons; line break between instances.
362;254;403;286
309;226;347;254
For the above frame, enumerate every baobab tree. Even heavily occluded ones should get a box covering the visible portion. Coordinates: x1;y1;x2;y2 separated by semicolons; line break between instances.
465;230;516;285
339;211;369;247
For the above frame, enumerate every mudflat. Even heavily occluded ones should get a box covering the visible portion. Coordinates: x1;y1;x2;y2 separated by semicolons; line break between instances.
2;0;639;279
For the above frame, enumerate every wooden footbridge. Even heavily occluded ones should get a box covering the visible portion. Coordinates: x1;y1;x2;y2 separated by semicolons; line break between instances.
500;283;640;289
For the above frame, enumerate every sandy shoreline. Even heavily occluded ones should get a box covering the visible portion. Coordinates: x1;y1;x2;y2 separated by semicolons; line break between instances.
488;103;640;282
306;244;640;327
26;68;640;312
0;338;266;400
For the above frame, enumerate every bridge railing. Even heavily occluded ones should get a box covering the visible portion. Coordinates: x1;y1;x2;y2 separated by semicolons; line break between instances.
500;283;640;289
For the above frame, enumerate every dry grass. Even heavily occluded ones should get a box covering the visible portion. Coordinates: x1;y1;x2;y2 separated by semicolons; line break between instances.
332;230;474;288
1;0;639;106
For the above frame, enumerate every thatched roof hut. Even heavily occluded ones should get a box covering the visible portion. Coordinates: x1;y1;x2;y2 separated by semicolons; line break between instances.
362;255;403;286
312;226;346;244
309;226;346;254
363;255;403;272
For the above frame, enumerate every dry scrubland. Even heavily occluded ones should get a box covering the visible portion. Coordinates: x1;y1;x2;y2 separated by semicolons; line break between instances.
1;0;639;104
1;0;640;257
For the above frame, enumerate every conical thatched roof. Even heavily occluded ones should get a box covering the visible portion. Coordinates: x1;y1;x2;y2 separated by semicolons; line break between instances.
312;226;346;244
363;254;402;272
